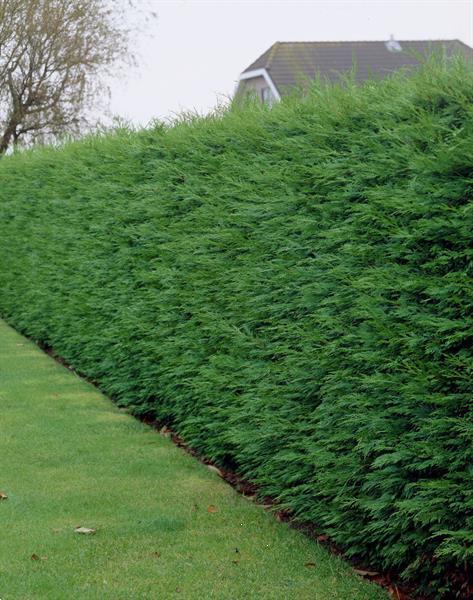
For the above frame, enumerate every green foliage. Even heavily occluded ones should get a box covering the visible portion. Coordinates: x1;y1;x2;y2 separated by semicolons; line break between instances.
0;57;472;596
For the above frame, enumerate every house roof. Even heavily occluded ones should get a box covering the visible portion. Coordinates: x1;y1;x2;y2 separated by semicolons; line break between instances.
242;40;473;94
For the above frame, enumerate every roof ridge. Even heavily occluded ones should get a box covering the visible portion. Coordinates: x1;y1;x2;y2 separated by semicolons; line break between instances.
272;39;460;44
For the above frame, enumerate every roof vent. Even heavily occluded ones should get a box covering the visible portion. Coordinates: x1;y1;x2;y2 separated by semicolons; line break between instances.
385;35;402;52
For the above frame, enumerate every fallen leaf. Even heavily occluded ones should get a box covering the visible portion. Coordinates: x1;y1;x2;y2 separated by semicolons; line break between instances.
317;534;329;543
207;465;223;477
159;426;171;437
0;491;8;500
207;505;218;513
31;554;47;561
277;509;291;521
304;561;316;568
354;569;379;578
74;526;96;535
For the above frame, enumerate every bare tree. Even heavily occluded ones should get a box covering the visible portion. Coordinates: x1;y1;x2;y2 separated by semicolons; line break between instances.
0;0;136;154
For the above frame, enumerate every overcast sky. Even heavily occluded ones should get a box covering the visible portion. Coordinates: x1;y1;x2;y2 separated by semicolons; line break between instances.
109;0;473;125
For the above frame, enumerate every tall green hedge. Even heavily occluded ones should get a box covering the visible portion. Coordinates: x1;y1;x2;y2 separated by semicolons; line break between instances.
0;58;472;596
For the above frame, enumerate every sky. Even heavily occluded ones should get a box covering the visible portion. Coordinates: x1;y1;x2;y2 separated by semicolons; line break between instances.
109;0;473;125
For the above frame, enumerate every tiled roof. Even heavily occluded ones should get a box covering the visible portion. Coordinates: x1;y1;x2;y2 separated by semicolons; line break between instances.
243;40;473;94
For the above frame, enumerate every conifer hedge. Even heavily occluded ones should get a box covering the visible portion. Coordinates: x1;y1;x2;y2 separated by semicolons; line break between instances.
0;58;472;596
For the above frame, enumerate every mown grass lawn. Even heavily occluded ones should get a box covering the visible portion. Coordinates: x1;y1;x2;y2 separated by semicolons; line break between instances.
0;319;386;599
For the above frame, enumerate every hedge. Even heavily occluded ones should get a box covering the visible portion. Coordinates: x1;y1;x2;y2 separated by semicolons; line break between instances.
0;57;472;596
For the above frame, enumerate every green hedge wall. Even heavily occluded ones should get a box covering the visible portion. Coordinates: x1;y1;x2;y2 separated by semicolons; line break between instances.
0;58;472;596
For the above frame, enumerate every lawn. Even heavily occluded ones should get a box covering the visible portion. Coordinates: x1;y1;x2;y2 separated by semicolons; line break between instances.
0;319;386;599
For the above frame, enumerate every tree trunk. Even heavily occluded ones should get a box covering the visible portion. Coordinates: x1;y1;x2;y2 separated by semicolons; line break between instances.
0;120;17;155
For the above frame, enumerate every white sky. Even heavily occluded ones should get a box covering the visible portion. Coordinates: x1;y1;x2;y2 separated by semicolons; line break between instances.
109;0;473;125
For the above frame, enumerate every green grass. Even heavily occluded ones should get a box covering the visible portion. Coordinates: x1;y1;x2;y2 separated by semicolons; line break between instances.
0;319;386;600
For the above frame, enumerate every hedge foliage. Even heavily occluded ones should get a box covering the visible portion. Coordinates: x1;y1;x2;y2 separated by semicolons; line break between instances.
0;58;472;596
